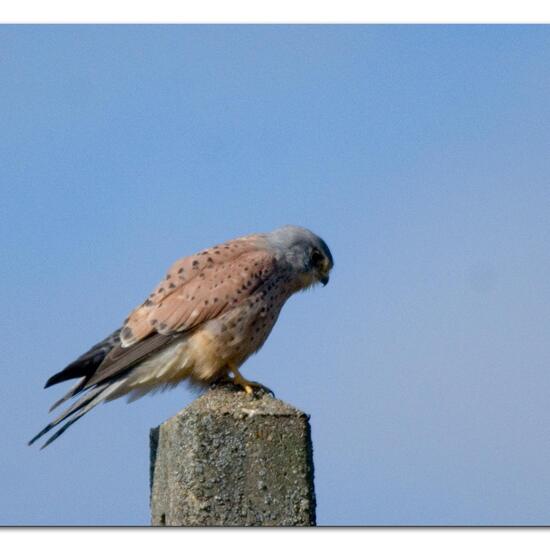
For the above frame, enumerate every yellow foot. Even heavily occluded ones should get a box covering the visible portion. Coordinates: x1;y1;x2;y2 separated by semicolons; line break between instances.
228;366;275;396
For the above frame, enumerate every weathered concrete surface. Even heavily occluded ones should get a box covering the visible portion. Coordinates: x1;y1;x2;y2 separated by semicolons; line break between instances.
150;384;316;526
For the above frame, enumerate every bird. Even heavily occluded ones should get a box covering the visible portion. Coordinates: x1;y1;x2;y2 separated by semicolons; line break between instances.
29;225;334;449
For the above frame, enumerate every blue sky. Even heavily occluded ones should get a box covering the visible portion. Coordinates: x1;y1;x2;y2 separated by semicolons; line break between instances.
1;25;550;525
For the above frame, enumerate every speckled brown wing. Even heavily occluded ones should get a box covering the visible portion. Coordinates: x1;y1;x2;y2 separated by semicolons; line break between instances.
120;235;274;347
81;238;277;390
82;332;177;389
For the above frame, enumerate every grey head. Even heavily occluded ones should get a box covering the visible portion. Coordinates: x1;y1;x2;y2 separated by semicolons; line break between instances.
265;225;334;288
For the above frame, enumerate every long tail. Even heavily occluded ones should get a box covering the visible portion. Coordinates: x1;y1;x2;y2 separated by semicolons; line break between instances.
29;329;122;449
44;329;121;390
29;329;181;448
28;381;127;449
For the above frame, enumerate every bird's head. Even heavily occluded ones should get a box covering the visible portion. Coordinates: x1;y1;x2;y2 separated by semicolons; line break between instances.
267;225;334;290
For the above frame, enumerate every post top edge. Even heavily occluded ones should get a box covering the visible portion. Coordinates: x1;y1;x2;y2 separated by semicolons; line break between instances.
166;384;310;421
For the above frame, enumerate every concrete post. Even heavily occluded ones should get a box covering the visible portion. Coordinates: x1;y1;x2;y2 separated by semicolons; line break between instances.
150;384;316;526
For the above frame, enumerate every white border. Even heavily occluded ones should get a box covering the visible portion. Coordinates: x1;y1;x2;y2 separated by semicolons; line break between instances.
2;528;550;550
2;0;550;23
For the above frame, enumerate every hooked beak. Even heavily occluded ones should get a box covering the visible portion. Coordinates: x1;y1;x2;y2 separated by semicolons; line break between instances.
320;274;330;286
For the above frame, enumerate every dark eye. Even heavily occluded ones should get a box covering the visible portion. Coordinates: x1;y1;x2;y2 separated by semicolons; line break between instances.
311;249;324;266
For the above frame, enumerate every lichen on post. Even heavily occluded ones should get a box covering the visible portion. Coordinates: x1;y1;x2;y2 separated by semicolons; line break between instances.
150;384;316;526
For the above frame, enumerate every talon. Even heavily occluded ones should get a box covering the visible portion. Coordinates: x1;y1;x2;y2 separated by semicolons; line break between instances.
240;381;275;397
228;365;274;397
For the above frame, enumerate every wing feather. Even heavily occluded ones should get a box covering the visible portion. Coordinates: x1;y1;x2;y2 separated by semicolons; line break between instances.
83;332;178;389
121;236;276;347
120;234;264;346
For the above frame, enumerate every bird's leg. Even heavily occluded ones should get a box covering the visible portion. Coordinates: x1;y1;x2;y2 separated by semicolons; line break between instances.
228;365;275;396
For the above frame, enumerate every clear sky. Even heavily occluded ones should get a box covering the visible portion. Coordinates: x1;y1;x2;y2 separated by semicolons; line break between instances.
1;25;550;526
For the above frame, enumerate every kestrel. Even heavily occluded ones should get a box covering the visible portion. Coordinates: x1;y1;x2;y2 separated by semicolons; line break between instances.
29;225;333;448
